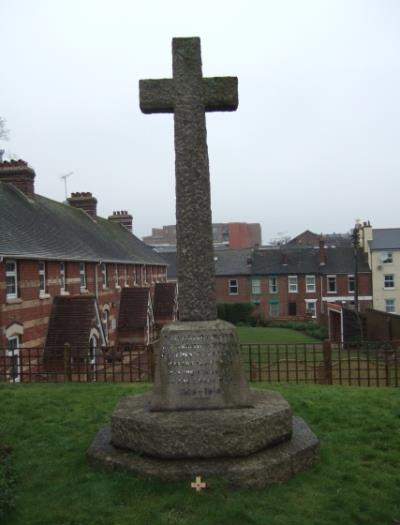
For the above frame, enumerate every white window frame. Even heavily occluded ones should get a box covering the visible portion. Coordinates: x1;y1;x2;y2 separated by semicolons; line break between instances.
101;263;108;288
59;262;66;292
288;275;298;293
269;276;278;294
382;252;393;264
327;275;337;294
39;261;46;294
384;274;394;289
6;259;18;299
251;278;261;295
80;262;87;290
124;265;128;287
115;265;120;288
305;275;316;293
385;299;396;313
229;279;239;295
7;335;21;383
348;274;355;293
305;299;317;318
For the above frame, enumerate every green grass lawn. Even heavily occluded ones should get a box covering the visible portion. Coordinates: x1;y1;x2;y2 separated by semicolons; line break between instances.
1;383;399;525
237;326;319;343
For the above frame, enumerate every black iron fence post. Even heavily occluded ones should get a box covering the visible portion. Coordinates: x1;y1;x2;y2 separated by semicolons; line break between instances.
323;340;333;385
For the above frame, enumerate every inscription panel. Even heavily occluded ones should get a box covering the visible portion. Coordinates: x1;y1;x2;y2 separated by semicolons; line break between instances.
151;320;250;411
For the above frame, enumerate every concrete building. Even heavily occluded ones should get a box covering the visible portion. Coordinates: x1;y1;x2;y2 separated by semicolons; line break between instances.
143;222;262;249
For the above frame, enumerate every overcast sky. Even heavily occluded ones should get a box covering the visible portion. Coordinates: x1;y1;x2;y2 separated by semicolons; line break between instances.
1;0;399;244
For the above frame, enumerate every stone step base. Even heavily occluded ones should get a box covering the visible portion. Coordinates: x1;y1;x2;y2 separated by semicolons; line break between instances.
87;416;319;489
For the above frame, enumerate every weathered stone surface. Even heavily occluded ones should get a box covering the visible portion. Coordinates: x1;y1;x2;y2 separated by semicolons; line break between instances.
111;389;292;459
139;37;238;322
87;416;319;489
151;320;250;410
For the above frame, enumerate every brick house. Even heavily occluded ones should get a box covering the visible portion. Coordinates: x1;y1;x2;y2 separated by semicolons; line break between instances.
216;241;372;321
0;160;167;381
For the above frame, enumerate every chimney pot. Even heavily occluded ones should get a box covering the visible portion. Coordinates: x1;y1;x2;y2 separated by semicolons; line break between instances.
0;158;35;194
67;192;97;218
108;210;133;233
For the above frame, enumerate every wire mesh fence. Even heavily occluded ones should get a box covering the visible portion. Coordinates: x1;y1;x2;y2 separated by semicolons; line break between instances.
1;340;399;386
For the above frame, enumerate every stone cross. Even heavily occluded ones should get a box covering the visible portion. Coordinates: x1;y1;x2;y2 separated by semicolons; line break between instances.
140;37;238;321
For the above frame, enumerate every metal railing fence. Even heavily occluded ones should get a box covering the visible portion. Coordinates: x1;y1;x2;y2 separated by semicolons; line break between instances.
1;340;399;387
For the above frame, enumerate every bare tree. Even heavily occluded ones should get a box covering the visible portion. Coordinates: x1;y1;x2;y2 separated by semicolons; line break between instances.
0;117;9;140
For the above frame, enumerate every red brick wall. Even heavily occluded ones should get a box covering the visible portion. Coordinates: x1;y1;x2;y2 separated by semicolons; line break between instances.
0;259;167;350
215;276;251;303
215;272;372;321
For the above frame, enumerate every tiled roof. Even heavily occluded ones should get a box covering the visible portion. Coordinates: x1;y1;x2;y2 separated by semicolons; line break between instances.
44;296;101;356
153;282;177;319
214;248;253;275
0;181;165;265
118;287;150;331
370;229;400;250
252;246;370;275
158;251;178;280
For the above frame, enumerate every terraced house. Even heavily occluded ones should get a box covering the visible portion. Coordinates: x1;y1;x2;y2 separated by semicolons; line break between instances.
214;239;372;321
0;159;168;381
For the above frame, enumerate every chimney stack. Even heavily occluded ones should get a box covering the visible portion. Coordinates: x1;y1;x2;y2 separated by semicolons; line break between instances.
108;210;133;232
67;192;97;218
319;238;326;265
0;159;35;194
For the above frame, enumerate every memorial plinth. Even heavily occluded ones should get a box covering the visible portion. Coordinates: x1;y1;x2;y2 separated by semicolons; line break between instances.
87;36;319;489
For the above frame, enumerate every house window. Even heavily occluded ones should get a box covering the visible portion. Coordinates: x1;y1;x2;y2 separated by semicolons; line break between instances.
60;262;66;292
327;275;337;293
288;302;297;316
115;265;119;287
100;263;108;289
229;279;238;295
305;300;317;318
306;275;316;293
385;299;396;313
7;335;20;383
80;262;86;289
288;276;298;293
6;259;18;299
39;261;46;294
384;274;394;289
348;275;355;293
269;276;278;294
251;278;261;295
269;301;279;317
124;266;128;286
382;252;393;263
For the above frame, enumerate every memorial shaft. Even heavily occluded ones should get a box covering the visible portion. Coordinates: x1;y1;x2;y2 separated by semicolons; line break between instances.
140;37;238;321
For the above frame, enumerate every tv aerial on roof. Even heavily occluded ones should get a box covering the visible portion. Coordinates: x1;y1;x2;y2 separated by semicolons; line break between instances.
60;172;73;201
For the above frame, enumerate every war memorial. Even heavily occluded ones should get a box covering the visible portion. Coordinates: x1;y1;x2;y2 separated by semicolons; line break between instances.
87;37;319;488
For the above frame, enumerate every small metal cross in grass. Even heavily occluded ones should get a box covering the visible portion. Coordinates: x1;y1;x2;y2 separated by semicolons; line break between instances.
191;476;206;492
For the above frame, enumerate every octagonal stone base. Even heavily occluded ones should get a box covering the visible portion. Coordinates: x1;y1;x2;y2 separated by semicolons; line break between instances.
111;390;292;459
87;416;319;489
